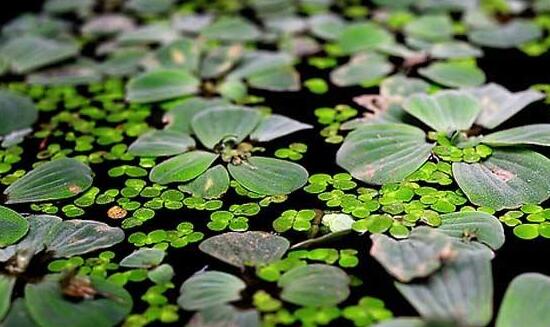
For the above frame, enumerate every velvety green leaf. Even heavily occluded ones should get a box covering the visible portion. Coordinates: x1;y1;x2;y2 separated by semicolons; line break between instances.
418;61;486;88
278;264;350;306
178;271;246;310
201;17;261;42
482;124;550;147
395;250;493;327
191;107;262;149
469;20;542;48
250;114;312;142
120;248;165;268
200;45;243;79
309;14;345;41
149;150;218;185
128;130;195;157
186;305;260;327
4;158;93;204
438;212;504;250
227;53;293;81
179;165;230;199
403;90;480;133
81;14;135;36
148;264;174;285
199;231;289;269
429;41;483;59
0;90;38;137
25;274;132;327
163;98;229;134
496;273;550;327
337;22;394;54
247;66;300;92
125;0;175;14
26;62;102;86
330;53;392;87
370;227;455;282
117;23;178;45
126;69;199;103
1;298;38;327
99;49;145;77
336;124;433;185
228;157;308;195
404;15;454;42
380;75;430;101
0;205;29;247
453;149;550;210
0;275;15;320
156;38;201;71
0;36;79;73
373;318;430;327
44;0;93;15
469;83;544;129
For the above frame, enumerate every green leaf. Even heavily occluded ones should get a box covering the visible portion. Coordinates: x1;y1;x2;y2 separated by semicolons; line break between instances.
4;158;93;204
186;305;260;327
0;275;15;320
179;165;230;199
337;22;394;54
496;273;550;327
0;90;38;138
0;205;29;247
199;231;289;269
201;17;261;42
429;41;483;59
438;212;505;250
1;298;38;327
278;264;350;307
0;36;79;73
469;83;544;129
373;318;430;327
178;271;246;310
149;150;218;185
482;124;550;147
148;264;174;285
25;274;132;327
250;115;312;142
163;98;229;134
330;53;392;87
117;23;178;45
336;124;433;185
247;66;300;92
126;69;199;103
228;157;308;195
453;149;550;210
200;45;243;79
370;227;455;282
395;250;494;327
191;107;262;149
404;15;454;42
469;20;542;48
26;62;102;86
156;38;201;71
120;248;165;268
128;130;195;157
403;91;480;133
418;61;486;88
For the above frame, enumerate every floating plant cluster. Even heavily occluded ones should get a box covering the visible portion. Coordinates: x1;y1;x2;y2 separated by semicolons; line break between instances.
1;0;550;326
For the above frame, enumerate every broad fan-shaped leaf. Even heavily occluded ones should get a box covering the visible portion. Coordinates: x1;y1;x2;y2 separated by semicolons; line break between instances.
453;149;550;210
395;250;493;327
156;38;201;71
178;271;246;311
25;274;132;327
308;14;345;40
278;264;350;307
0;205;29;247
125;0;175;14
404;15;454;42
186;305;260;327
150;151;218;185
201;17;260;42
0;36;79;73
438;212;504;250
117;23;178;45
0;275;15;320
200;45;243;79
4;158;93;204
179;165;230;199
228;157;308;195
163;98;229;134
120;248;165;268
418;61;486;88
26;62;102;86
330;53;392;87
250;115;312;142
403;91;480;133
337;22;393;54
126;69;199;103
0;90;38;138
482;124;550;147
81;14;135;36
191;108;262;149
429;41;483;59
1;298;38;327
199;231;289;269
496;273;550;327
370;227;455;282
468;83;544;129
247;66;300;91
128;130;195;157
336;124;433;185
373;318;429;327
469;20;542;48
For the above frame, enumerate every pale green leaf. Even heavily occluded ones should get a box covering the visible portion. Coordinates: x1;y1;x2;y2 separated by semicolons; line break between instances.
149;151;218;185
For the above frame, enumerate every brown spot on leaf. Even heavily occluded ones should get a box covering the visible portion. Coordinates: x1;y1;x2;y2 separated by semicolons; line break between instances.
490;167;514;182
170;49;186;64
107;206;127;219
357;165;377;180
68;184;82;194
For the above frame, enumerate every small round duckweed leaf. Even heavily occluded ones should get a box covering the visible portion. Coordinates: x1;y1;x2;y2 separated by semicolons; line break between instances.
0;275;15;320
481;124;550;147
278;264;350;307
513;224;539;240
496;273;550;327
180;165;230;199
150;151;218;185
0;90;38;139
128;130;195;157
178;271;246;311
120;248;165;268
4;158;93;204
0;205;29;247
228;157;308;195
438;211;505;250
191;107;262;149
418;61;486;88
336;124;433;185
469;20;542;49
25;274;132;327
199;231;289;269
126;69;199;103
453;149;550;210
403;91;480;133
249;115;312;142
